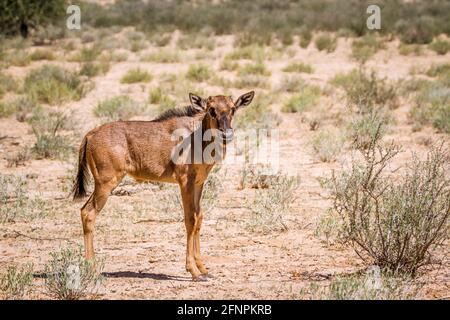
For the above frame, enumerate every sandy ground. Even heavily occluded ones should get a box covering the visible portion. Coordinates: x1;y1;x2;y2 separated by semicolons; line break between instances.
0;31;449;299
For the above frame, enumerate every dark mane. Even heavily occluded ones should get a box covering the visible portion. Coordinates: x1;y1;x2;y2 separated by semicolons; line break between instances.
152;105;204;122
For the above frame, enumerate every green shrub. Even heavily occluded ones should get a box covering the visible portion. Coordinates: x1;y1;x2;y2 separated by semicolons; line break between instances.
94;95;146;121
0;73;18;98
0;174;46;223
328;134;449;275
238;62;270;76
30;49;56;61
177;33;215;50
426;63;450;78
429;39;450;55
120;68;152;84
220;57;239;71
233;93;279;130
234;31;272;47
148;33;172;47
6;51;31;66
28;109;73;159
0;264;34;300
315;35;337;53
4;95;38;122
247;174;298;234
395;16;436;44
70;45;102;62
351;34;385;63
142;49;181;63
299;28;312;48
44;246;104;300
347;112;388;150
279;76;308;93
398;44;423;56
282;62;313;74
331;69;398;112
24;65;87;105
411;80;450;133
301;270;419;300
225;45;265;61
312;129;345;162
0;0;66;37
282;86;321;113
186;64;212;82
232;75;270;89
79;61;110;78
0;101;13;118
148;87;176;112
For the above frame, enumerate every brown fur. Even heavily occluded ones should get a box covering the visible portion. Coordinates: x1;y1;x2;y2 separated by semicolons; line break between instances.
73;92;254;280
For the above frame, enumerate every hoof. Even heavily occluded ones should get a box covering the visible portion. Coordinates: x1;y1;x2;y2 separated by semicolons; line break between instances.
192;274;209;282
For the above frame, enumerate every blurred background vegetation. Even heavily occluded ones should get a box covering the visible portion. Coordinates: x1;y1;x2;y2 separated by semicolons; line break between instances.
1;0;449;45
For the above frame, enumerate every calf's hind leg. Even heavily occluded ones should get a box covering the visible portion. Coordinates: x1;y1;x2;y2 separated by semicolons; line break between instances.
81;176;122;259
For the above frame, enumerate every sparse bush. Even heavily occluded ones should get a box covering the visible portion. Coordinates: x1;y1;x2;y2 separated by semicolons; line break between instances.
6;51;31;66
277;76;305;93
411;79;450;133
0;264;34;300
44;246;104;300
301;269;419;300
177;33;215;51
70;46;102;62
148;87;176;113
225;45;265;61
28;108;73;159
79;61;110;78
426;63;450;78
347;112;388;150
0;100;14;118
238;62;270;76
0;174;46;223
148;33;172;47
315;35;337;53
142;49;181;63
6;95;38;122
398;44;423;56
234;30;272;47
0;73;18;98
328;134;450;274
312;129;345;162
94;95;146;121
232;75;270;89
331;69;398;112
299;28;312;48
6;147;31;168
247;173;298;234
351;34;385;63
24;65;88;105
186;64;212;82
120;68;152;84
282;62;313;74
233;93;279;130
220;57;239;71
30;49;56;61
395;16;435;44
0;0;66;37
429;39;450;55
239;164;281;190
282;86;320;113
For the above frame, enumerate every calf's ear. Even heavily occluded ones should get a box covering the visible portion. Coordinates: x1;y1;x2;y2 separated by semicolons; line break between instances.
234;91;255;109
189;93;207;111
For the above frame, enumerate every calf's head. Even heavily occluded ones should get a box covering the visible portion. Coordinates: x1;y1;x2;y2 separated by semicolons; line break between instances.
189;91;255;142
